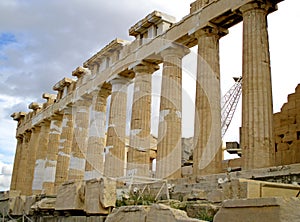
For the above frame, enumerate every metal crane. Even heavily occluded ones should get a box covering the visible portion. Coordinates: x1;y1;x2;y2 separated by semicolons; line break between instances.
221;77;242;138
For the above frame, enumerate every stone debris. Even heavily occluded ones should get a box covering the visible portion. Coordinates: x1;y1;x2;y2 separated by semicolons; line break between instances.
106;204;205;222
55;181;85;211
222;178;300;200
214;197;300;222
84;178;116;214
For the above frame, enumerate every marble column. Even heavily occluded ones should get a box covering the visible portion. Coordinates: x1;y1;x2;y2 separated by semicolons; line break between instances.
240;2;274;169
156;45;189;179
32;121;50;194
104;77;130;178
15;131;31;193
127;62;159;177
193;26;227;176
23;126;41;195
85;86;111;180
54;107;74;192
10;135;23;191
68;98;91;181
42;114;63;195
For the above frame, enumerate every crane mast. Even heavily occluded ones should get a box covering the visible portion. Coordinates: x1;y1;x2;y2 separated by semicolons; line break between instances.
221;77;242;138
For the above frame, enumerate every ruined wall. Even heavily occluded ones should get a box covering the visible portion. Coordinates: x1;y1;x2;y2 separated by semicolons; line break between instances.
274;84;300;165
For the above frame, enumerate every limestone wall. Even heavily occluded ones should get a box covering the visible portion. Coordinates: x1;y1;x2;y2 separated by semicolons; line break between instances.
274;84;300;166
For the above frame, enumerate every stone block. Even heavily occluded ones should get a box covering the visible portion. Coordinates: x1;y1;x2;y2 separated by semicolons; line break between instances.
106;204;204;222
281;101;296;112
274;135;282;144
277;143;289;151
280;115;296;126
105;205;150;222
281;149;293;165
214;197;300;222
84;178;116;215
186;202;219;220
147;204;203;222
207;189;223;203
282;132;297;143
9;195;26;216
24;195;37;215
0;193;9;218
183;189;207;201
31;197;56;212
55;181;85;211
86;216;106;222
273;113;281;127
182;166;193;177
295;84;300;94
222;179;300;199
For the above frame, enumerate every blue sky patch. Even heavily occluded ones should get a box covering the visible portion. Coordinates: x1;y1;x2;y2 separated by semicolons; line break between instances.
0;33;17;49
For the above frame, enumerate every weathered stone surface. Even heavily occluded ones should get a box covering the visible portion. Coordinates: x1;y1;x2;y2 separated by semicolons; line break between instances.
206;189;223;203
156;45;189;179
31;197;56;211
55;181;85;211
9;195;26;216
274;84;300;166
24;195;37;215
240;2;275;170
104;77;130;178
214;197;300;222
0;191;9;218
186;202;220;220
37;215;106;222
222;179;300;199
84;178;116;214
105;205;150;222
147;204;204;222
193;26;224;176
183;189;208;201
106;204;204;222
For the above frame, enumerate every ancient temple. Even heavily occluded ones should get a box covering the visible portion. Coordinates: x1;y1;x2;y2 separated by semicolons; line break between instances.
5;0;300;221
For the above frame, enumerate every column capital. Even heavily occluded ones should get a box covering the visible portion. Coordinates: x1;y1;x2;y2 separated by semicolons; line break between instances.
129;61;160;74
31;126;41;134
109;76;132;93
90;83;112;99
28;102;42;111
239;1;276;15
194;24;228;39
160;43;190;59
53;77;74;91
72;66;91;79
51;113;63;121
11;112;26;122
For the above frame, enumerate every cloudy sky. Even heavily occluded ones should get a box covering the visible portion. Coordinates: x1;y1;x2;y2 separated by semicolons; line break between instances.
0;0;299;190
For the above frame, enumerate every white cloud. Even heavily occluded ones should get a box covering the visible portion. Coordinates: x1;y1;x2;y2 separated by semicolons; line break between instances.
0;161;12;191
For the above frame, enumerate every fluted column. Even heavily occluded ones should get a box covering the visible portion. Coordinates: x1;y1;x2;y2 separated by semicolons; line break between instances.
54;107;74;192
23;126;41;195
32;121;50;194
193;26;227;176
156;45;189;179
43;114;63;195
85;86;111;180
68;98;91;181
15;131;31;193
127;62;159;177
240;1;274;169
104;77;130;178
10;135;23;191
